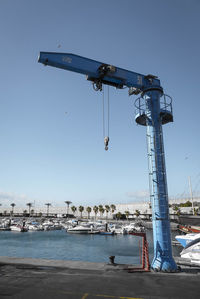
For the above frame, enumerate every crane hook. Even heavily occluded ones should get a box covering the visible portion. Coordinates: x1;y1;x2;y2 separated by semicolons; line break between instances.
93;80;102;91
104;136;109;151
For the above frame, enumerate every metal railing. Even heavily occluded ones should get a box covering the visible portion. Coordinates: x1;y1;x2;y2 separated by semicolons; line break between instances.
134;94;173;117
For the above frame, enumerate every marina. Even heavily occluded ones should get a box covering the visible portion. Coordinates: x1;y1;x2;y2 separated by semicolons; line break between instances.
0;217;183;265
0;1;199;298
1;211;200;268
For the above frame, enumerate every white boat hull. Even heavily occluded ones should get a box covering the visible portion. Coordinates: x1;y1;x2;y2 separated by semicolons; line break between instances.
10;225;27;232
67;230;91;234
175;233;200;248
67;225;99;234
180;238;200;264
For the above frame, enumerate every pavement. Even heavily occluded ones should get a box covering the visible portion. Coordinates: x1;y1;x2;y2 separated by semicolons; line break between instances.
0;256;200;299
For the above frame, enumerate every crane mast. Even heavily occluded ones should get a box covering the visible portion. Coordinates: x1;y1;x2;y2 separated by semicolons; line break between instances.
38;52;177;272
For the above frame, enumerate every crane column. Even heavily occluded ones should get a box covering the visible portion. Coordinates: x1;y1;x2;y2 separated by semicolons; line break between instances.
135;87;177;272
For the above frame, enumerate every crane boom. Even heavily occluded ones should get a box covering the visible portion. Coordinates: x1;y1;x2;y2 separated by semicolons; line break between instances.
38;52;160;92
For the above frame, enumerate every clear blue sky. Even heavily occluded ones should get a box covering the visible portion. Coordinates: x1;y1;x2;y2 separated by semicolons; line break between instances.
0;0;200;208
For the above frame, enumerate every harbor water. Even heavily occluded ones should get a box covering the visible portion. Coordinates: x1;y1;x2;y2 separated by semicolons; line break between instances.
0;229;181;264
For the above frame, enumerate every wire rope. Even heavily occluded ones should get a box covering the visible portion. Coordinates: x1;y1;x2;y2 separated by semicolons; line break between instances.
107;85;110;137
102;85;105;138
102;84;110;150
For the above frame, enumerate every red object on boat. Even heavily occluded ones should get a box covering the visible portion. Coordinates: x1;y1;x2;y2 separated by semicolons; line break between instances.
178;224;200;234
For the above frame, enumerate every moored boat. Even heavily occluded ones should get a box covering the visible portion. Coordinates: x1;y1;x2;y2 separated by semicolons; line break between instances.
124;222;145;233
180;237;200;264
67;225;99;234
0;227;11;231
10;225;28;232
109;224;127;235
27;224;44;231
178;224;200;234
175;233;200;248
99;231;114;235
178;215;200;226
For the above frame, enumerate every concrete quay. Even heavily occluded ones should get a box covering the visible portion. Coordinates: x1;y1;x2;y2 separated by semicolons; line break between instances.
0;256;200;299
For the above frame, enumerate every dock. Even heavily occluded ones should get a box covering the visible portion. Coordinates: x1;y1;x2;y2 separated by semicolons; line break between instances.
0;256;200;299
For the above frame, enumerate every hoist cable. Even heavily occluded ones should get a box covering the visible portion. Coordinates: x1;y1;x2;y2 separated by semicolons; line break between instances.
102;84;110;150
102;85;105;138
107;85;110;137
102;85;110;138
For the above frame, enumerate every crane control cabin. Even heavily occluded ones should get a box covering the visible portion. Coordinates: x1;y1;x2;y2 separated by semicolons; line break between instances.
38;52;177;272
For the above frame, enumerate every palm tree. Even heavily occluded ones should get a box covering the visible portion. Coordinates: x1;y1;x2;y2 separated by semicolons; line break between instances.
125;210;130;220
110;204;116;215
173;205;180;216
10;203;16;215
71;206;77;217
65;201;72;219
93;206;98;220
101;208;105;218
194;208;199;216
79;206;84;218
134;209;141;218
98;205;103;218
99;206;105;218
26;203;32;215
23;210;28;216
105;205;110;219
86;207;92;219
116;212;122;220
45;203;51;217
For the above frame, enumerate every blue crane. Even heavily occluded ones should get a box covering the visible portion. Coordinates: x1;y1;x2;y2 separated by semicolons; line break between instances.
38;52;177;272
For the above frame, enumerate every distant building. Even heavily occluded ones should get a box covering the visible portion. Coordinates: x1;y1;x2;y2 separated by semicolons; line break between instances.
0;197;199;218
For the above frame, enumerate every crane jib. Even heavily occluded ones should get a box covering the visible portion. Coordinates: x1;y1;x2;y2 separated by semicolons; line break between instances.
38;52;160;90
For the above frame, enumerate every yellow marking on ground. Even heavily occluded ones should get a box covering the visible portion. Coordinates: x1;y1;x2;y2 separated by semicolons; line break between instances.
81;293;89;299
95;295;116;298
95;295;143;299
60;290;143;299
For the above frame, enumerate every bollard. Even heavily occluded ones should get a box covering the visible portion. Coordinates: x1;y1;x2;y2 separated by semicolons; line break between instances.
109;256;115;265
